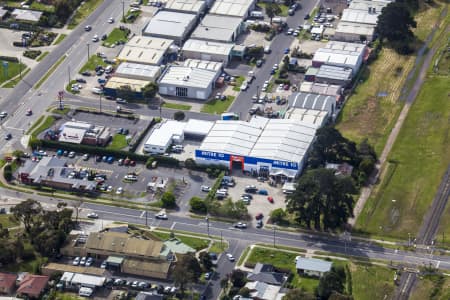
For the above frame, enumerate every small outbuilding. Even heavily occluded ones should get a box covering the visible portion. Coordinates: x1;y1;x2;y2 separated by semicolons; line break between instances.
11;9;42;23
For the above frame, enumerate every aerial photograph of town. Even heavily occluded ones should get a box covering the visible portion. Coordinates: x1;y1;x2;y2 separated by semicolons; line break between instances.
0;0;448;299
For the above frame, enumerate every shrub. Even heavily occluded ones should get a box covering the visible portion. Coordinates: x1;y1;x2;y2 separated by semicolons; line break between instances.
0;56;19;62
3;164;12;181
274;78;291;85
161;191;176;208
23;50;42;59
189;196;207;214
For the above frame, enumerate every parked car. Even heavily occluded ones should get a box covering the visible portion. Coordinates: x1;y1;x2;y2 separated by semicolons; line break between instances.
201;185;211;192
72;257;80;266
101;261;107;269
256;219;263;228
268;196;274;203
108;17;114;23
26;109;32;116
68;151;76;158
204;272;212;280
4;133;12;140
226;253;235;262
258;189;268;195
87;212;98;219
255;213;264;220
79;257;87;266
85;257;94;266
116;187;123;194
0;111;8;118
107;156;114;163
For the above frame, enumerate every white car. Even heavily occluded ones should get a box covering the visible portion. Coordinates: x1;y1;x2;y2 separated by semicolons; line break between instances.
234;222;247;229
272;64;279;70
201;185;211;192
87;212;98;219
108;17;114;23
240;82;248;91
92;34;99;42
73;257;80;266
79;257;87;266
106;185;113;192
156;212;168;220
85;257;94;266
116;187;123;194
124;174;138;181
226;253;235;262
0;111;8;118
68;151;76;158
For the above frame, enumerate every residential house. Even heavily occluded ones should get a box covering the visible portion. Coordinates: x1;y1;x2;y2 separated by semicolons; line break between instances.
16;274;49;299
295;257;332;277
0;273;17;295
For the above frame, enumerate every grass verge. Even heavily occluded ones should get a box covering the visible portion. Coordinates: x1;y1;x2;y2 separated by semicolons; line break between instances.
102;28;129;47
232;76;245;92
36;51;49;62
201;96;235;114
107;134;128;150
79;55;106;73
29;116;56;137
151;231;210;251
2;68;30;88
68;0;103;29
355;72;450;238
35;55;66;89
53;34;66;45
162;102;192;111
209;240;228;253
0;62;27;85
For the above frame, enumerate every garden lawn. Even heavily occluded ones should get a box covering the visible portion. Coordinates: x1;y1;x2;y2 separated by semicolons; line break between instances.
355;75;450;239
0;62;27;85
201;96;235;114
162;102;192;110
0;214;19;228
30;116;56;137
102;28;129;47
209;240;228;253
68;0;103;29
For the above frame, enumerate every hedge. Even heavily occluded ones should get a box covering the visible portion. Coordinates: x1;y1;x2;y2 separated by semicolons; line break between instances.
0;56;19;63
38;139;180;167
274;78;291;85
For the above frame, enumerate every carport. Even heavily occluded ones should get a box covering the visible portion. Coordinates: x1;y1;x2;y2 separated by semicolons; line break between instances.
105;256;124;270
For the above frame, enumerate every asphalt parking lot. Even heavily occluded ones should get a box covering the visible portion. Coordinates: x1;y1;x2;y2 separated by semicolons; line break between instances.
224;173;287;227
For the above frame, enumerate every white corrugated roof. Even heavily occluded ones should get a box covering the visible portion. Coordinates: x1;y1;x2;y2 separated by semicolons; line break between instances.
115;63;160;80
126;36;174;51
210;0;254;17
182;39;235;56
184;119;214;136
183;59;223;71
313;41;366;69
199;117;317;163
71;274;105;287
145;120;186;147
348;0;388;12
117;46;165;65
158;65;219;88
341;9;379;25
164;0;206;13
143;11;196;38
191;14;242;41
335;21;375;36
285;108;329;128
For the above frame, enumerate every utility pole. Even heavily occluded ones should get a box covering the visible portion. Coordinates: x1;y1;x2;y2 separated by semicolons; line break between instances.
221;231;223;250
206;215;210;236
68;65;71;84
122;0;125;22
408;232;411;247
86;43;90;61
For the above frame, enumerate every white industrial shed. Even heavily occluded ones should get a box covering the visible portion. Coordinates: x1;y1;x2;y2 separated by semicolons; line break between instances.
115;62;161;82
60;272;105;288
195;117;317;178
144;120;186;154
334;21;375;42
117;46;166;66
182;39;234;65
312;41;367;74
288;92;336;115
184;119;214;137
158;60;222;100
340;9;379;25
164;0;207;15
285;108;329;128
209;0;256;18
316;65;353;86
191;14;243;43
348;0;388;14
142;11;198;45
127;36;174;51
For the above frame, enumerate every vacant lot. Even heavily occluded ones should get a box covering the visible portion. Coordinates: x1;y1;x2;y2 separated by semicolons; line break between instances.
410;274;450;300
355;73;450;239
201;96;235;114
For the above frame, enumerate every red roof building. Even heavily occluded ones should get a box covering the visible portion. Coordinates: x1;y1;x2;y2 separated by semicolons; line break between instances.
0;273;17;295
17;274;49;298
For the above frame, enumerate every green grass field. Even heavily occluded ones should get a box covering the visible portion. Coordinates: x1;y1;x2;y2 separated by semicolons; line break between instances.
350;262;396;300
209;240;228;253
355;74;450;239
410;274;450;300
30;1;55;12
162;102;192;111
68;0;103;29
102;28;129;47
201;96;235;114
79;55;107;73
107;134;128;150
0;62;27;85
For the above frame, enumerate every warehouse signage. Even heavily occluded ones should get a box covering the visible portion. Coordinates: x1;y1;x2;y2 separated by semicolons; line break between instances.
195;150;299;171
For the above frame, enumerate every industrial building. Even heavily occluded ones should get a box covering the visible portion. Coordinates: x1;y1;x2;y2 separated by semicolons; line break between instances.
142;11;198;45
284;108;329;128
182;39;235;65
312;41;368;74
340;8;379;25
164;0;207;15
191;14;243;43
334;22;376;42
299;82;343;103
144;119;214;154
315;65;353;86
288;92;337;116
115;62;161;82
158;59;222;100
117;45;167;66
195;117;318;178
209;0;256;18
103;76;150;99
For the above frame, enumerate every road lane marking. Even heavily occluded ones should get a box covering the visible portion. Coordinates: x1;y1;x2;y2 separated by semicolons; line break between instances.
140;211;146;218
170;222;177;230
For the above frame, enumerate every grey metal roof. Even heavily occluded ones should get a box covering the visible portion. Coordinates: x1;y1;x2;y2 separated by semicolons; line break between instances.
143;11;197;39
288;92;336;113
191;14;242;41
158;65;220;89
115;62;160;80
317;65;353;81
209;0;254;17
247;272;285;285
295;257;332;273
182;39;234;56
164;0;206;13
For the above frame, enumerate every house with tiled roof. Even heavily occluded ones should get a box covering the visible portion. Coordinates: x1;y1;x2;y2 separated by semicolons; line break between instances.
16;274;49;298
0;273;17;295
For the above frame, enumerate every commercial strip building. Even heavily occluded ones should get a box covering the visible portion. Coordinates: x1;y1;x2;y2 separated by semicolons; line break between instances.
115;62;161;82
158;59;223;100
19;157;98;192
209;0;256;18
103;77;150;99
191;14;243;43
142;11;198;45
312;41;368;74
164;0;207;15
57;121;111;146
195;117;317;178
182;39;235;65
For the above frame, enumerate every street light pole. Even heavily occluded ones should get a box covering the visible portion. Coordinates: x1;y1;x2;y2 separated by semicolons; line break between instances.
206;215;210;236
408;232;411;247
122;0;125;22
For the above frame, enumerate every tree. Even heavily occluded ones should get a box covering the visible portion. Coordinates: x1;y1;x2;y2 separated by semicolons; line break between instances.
142;82;158;99
238;287;251;297
190;197;207;213
265;3;282;23
10;199;42;233
161;191;176;208
286;168;356;230
230;269;246;288
116;85;135;101
54;0;72;21
173;253;202;295
376;2;416;54
199;251;213;270
3;164;12;181
270;208;286;223
173;110;185;121
283;288;315;300
317;266;346;300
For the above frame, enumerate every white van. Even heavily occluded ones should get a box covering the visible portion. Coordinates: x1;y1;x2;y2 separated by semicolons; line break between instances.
79;287;93;297
105;65;113;74
91;87;103;95
250;11;264;19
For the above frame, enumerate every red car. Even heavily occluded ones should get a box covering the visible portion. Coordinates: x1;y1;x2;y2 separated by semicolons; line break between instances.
255;213;264;220
268;196;274;203
129;160;136;166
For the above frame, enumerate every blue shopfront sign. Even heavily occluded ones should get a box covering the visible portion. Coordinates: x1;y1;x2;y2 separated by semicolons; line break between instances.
195;150;299;171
